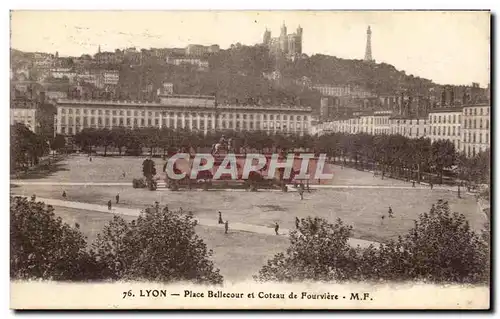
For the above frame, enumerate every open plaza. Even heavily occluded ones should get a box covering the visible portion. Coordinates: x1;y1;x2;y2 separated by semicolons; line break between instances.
10;154;486;282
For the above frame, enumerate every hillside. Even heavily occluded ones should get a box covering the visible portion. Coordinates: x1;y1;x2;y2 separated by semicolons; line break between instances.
12;46;485;112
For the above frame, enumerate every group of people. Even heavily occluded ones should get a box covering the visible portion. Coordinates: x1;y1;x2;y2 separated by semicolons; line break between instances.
218;211;298;236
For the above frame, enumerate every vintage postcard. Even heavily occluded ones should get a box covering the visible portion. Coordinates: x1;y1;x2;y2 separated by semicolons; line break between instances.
9;10;491;310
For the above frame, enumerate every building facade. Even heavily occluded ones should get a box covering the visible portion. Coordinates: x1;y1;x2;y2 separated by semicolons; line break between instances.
462;104;490;158
103;70;120;86
389;117;428;139
55;97;312;137
428;108;463;151
11;108;38;133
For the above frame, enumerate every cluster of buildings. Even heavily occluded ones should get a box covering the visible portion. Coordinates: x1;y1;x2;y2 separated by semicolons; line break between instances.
49;68;120;88
312;103;490;158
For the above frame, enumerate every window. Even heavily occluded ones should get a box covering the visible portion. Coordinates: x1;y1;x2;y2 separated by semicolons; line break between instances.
127;110;131;116
474;108;477;116
480;108;483;116
148;119;152;126
148;111;152;117
112;110;117;116
473;119;476;129
438;116;441;123
479;134;482;143
443;116;446;124
120;111;124;116
486;120;489;129
473;133;476;143
480;119;483;129
486;133;489;143
452;126;456;136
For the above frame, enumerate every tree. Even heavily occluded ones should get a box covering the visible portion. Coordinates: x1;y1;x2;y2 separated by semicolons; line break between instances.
111;126;128;156
255;217;357;282
142;158;156;189
73;128;98;154
92;204;223;284
431;140;456;184
51;134;66;153
97;128;113;157
10;196;105;281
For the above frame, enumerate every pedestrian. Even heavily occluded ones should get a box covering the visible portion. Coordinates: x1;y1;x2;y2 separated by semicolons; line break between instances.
218;211;224;224
62;190;67;199
155;201;160;211
116;193;120;204
274;222;279;235
298;188;304;200
381;214;385;224
430;181;434;190
295;217;300;229
306;181;310;193
388;206;394;218
412;180;416;188
225;220;229;234
122;171;126;178
108;200;112;211
30;194;36;202
89;157;92;162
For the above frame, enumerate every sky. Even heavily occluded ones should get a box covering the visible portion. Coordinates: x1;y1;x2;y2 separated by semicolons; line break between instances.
10;10;491;87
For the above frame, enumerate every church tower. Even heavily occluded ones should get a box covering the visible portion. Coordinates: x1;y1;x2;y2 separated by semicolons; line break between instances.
263;28;271;45
364;26;374;62
296;25;303;54
280;21;288;54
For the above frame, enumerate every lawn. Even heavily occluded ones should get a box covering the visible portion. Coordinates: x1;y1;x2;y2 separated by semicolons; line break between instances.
13;184;484;243
12;154;413;187
49;206;288;283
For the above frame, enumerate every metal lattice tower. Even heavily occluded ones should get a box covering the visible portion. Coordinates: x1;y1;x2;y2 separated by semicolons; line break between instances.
364;26;373;62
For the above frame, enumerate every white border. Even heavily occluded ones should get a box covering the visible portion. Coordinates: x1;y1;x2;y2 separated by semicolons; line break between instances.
3;1;497;318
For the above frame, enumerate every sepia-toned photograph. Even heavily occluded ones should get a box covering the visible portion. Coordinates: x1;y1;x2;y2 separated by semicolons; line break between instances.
9;10;491;310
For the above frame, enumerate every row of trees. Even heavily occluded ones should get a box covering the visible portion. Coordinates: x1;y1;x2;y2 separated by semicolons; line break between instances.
73;127;489;187
10;123;66;173
256;199;489;283
11;196;223;284
11;196;489;284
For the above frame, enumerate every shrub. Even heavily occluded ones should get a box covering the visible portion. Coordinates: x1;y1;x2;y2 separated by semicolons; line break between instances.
132;178;146;188
10;196;105;281
92;204;223;284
